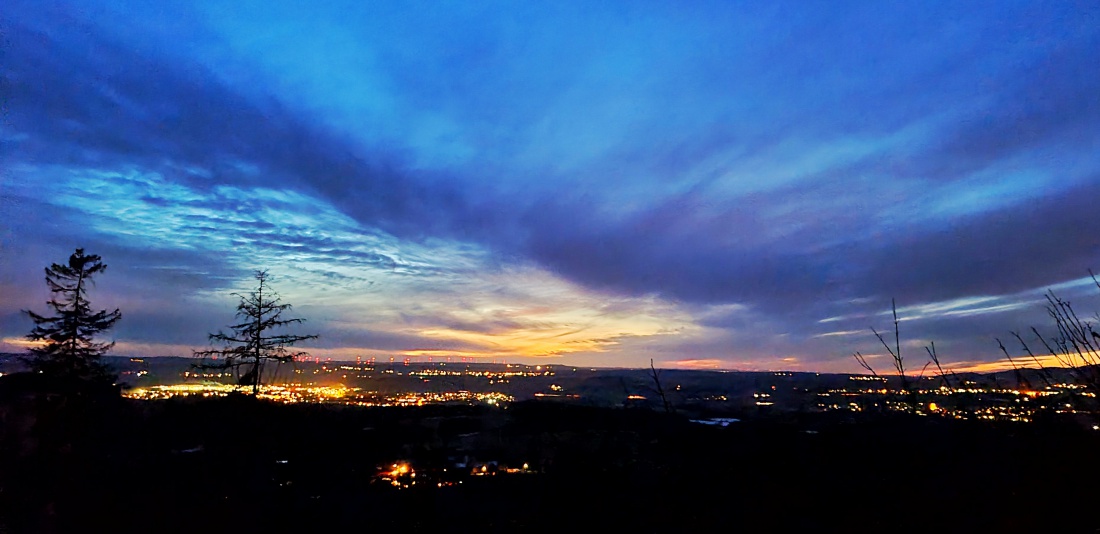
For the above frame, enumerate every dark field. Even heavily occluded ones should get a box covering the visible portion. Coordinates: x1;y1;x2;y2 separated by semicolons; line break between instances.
3;380;1099;534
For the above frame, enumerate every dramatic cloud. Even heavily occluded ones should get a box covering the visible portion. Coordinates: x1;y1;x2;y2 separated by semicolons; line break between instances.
2;1;1098;371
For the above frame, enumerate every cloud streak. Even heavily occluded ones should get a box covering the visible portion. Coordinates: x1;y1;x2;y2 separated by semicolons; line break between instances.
2;1;1099;370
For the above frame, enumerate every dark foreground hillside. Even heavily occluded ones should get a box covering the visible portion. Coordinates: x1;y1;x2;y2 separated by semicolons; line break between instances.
2;378;1099;533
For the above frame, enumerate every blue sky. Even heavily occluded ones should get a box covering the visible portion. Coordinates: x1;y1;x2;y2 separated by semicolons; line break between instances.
2;1;1099;372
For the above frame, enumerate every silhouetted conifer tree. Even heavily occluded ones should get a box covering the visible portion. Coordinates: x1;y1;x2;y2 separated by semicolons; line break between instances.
195;270;317;394
23;248;121;382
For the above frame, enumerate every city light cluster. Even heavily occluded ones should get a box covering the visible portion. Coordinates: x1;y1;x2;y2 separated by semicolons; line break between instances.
124;383;513;406
374;460;534;490
812;381;1098;422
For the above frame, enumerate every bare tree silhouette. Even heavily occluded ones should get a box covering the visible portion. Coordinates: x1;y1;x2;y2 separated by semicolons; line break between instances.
648;359;672;414
924;341;952;388
1000;279;1100;395
194;270;317;395
852;351;878;378
872;299;908;392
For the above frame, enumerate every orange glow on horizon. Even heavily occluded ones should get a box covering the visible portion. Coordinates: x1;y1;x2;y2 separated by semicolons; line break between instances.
948;353;1085;374
666;359;723;370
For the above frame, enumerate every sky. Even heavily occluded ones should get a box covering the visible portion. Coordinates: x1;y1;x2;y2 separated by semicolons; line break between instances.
2;1;1099;373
